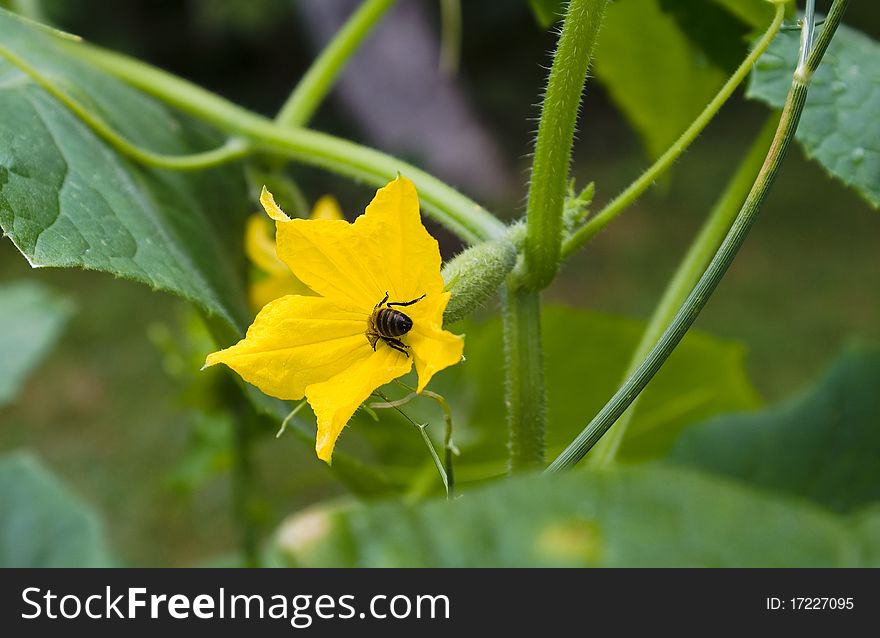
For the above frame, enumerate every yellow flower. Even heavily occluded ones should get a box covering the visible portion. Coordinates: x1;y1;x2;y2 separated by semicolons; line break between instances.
206;177;464;463
244;195;344;309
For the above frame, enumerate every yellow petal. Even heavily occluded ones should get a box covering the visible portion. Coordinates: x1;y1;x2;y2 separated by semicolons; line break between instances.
260;186;291;222
245;214;288;275
310;195;344;221
306;346;411;463
249;273;313;310
204;295;371;400
275;176;444;310
404;291;464;392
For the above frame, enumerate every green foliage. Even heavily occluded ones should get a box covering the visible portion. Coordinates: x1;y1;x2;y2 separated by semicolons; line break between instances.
277;464;878;567
528;0;566;29
593;0;727;159
469;307;761;463
0;280;72;407
748;22;880;208
0;451;111;566
0;9;253;332
658;0;753;72
670;346;880;514
341;307;759;489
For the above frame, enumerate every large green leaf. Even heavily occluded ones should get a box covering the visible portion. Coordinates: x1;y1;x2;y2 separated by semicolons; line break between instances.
0;8;252;331
336;307;759;490
277;464;878;567
748;21;880;208
670;347;880;514
0;280;71;407
593;0;727;159
0;451;112;566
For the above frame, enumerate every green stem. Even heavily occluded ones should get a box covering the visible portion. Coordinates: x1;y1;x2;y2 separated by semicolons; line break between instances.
228;382;260;568
523;0;607;290
0;43;251;170
588;114;779;467
439;0;462;76
560;2;785;259
421;389;456;497
503;284;546;471
56;40;506;244
547;0;847;473
276;0;397;127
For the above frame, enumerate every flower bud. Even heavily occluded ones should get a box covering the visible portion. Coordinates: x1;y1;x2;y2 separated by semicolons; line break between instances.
442;231;519;325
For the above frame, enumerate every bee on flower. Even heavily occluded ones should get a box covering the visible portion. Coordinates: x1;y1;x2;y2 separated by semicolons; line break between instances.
205;177;464;463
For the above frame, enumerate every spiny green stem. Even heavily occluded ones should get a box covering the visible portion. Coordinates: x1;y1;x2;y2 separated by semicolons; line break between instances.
276;0;397;127
588;115;779;467
0;43;251;170
560;2;785;259
523;0;607;290
52;38;506;244
547;0;847;473
503;284;546;471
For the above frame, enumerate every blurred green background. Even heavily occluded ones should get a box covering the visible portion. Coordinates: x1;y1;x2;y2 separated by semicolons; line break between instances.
0;0;877;565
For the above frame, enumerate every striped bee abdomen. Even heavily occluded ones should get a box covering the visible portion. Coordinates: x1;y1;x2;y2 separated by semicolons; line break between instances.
375;307;413;338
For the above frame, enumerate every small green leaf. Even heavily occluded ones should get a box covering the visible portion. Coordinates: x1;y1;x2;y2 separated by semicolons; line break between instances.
0;9;253;331
0;451;112;567
670;347;880;513
277;464;878;567
528;0;566;29
0;280;72;407
709;0;775;31
748;22;880;208
658;0;754;72
593;0;727;159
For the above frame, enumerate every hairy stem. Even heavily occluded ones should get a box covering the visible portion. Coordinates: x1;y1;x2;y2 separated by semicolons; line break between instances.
53;39;506;244
560;2;785;258
588;115;779;467
503;284;546;471
0;43;251;170
547;0;847;472
523;0;607;290
276;0;397;127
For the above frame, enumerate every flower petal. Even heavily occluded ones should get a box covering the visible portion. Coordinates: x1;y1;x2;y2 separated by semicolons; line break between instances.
245;214;287;275
274;176;445;310
310;195;344;221
306;346;412;463
404;291;465;392
249;273;312;311
260;186;291;221
204;295;371;400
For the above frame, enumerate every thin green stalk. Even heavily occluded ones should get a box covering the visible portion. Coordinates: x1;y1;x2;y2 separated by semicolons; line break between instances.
588;115;779;467
523;0;607;290
560;2;786;259
421;389;456;497
503;284;546;471
439;0;462;76
373;390;449;499
547;0;847;473
55;39;506;244
276;0;397;127
0;43;251;170
227;381;261;568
